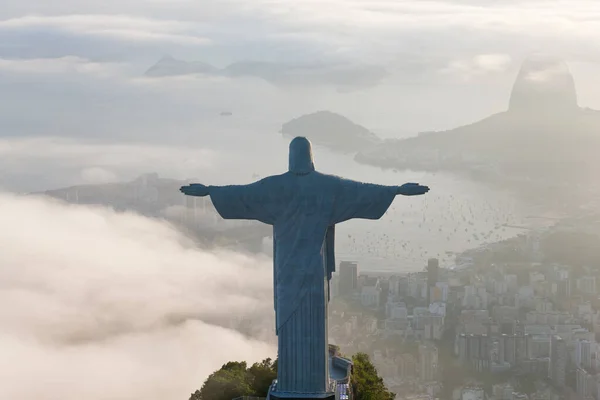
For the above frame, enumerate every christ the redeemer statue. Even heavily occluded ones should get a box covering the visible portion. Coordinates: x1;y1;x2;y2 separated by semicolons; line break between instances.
180;137;429;400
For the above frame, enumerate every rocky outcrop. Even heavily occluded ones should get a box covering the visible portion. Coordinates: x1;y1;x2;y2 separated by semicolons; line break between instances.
353;55;600;183
508;55;578;115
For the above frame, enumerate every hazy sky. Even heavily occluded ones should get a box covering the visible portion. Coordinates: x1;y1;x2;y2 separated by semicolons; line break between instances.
1;0;600;191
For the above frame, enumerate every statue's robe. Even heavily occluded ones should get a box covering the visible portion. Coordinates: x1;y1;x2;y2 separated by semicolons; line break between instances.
209;171;397;394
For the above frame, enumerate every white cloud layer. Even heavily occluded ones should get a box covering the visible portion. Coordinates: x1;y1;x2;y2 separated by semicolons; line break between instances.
1;0;600;65
0;56;127;77
0;137;221;191
0;192;276;400
441;54;513;81
0;137;216;171
80;166;119;184
0;14;210;45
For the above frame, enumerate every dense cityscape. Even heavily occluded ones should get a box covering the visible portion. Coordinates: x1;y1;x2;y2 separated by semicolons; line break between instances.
328;216;600;400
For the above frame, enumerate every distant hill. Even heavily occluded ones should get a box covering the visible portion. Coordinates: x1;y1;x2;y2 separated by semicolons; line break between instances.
144;57;387;89
354;55;600;185
145;55;217;77
36;173;180;215
34;173;271;252
280;111;381;154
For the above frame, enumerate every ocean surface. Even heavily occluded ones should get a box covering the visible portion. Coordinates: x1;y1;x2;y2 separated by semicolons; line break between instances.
302;168;551;273
195;117;558;273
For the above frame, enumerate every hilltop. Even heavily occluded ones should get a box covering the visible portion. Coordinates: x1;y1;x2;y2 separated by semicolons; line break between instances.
33;173;271;252
145;55;217;77
280;111;381;154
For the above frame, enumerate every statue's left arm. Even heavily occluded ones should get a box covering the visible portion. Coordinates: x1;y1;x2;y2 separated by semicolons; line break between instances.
330;178;429;225
180;177;282;225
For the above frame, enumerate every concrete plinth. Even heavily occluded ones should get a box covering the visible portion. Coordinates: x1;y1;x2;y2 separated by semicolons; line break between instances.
269;392;335;400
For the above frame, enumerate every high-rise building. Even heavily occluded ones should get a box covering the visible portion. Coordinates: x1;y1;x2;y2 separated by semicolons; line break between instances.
360;279;381;308
576;339;593;369
578;276;597;295
427;258;439;285
556;278;571;298
492;383;514;400
497;334;530;367
576;367;597;399
461;387;484;400
550;335;567;387
398;354;417;379
458;334;491;372
419;343;439;382
427;258;439;303
338;261;358;294
503;334;516;366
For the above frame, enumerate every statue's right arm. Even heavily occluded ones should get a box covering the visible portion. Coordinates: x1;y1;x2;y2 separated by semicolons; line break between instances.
396;182;430;196
180;183;212;197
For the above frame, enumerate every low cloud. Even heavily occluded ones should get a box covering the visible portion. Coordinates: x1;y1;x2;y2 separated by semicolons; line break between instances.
0;14;211;45
0;192;276;400
440;53;512;81
0;137;220;191
0;56;127;77
524;64;571;83
473;54;513;72
0;137;216;170
3;1;600;74
80;167;118;184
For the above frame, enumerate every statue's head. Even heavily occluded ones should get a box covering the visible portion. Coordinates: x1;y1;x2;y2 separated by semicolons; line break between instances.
288;136;315;175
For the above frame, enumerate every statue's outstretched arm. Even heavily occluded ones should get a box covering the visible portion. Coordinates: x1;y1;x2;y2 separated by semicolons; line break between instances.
182;178;281;224
180;183;211;197
396;182;430;196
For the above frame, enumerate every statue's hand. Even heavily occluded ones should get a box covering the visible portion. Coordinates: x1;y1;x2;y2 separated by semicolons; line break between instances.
180;184;210;197
397;182;429;196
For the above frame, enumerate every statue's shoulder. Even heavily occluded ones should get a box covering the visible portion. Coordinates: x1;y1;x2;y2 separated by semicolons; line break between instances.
259;173;288;184
275;171;341;186
308;172;346;192
313;171;345;182
257;173;296;193
309;171;333;179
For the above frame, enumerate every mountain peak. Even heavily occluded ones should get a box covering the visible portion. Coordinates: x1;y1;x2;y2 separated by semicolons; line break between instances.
144;57;216;77
508;54;578;114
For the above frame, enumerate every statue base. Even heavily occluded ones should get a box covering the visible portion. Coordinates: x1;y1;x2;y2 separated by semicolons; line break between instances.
269;392;335;400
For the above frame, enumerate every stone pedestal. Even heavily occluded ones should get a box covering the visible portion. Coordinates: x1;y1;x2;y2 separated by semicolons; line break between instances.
269;392;335;400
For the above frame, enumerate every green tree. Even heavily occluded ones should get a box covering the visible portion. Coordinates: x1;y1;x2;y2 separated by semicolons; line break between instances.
191;361;251;400
351;353;395;400
247;358;277;397
193;354;395;400
189;359;277;400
